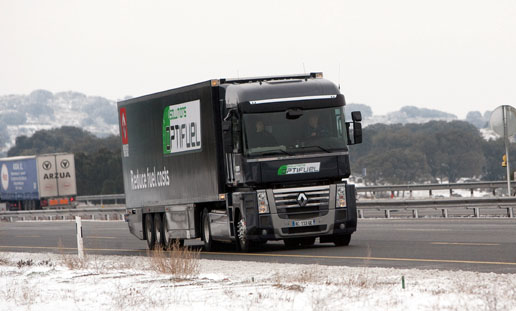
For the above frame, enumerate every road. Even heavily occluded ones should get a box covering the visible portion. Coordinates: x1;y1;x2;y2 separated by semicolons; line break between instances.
0;219;515;273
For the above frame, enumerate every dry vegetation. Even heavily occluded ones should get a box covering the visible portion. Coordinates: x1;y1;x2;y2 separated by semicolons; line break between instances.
148;241;200;279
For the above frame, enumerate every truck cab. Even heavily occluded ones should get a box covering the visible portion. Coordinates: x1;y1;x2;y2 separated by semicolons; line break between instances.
215;73;362;250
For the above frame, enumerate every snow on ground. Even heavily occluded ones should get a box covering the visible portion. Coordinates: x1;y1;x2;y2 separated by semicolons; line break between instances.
0;252;515;311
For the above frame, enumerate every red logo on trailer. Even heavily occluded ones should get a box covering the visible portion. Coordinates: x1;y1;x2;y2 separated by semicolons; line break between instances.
120;108;129;145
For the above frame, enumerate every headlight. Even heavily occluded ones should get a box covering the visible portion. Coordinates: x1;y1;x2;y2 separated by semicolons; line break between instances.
336;185;347;208
257;190;269;214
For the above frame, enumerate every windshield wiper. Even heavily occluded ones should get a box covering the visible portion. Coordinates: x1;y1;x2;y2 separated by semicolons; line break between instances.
290;145;332;153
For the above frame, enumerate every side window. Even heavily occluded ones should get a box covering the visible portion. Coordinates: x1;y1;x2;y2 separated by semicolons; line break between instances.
232;114;241;152
335;108;343;138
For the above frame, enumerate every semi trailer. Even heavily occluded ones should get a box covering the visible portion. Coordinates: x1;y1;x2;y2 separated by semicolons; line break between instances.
118;72;362;251
0;153;77;210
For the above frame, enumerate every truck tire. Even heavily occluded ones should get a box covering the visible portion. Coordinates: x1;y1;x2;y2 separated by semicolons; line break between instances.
236;217;251;252
145;214;156;250
154;213;164;250
333;234;352;246
202;208;217;252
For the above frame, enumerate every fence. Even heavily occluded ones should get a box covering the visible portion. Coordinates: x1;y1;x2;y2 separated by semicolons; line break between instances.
357;197;516;218
357;181;516;197
0;206;125;222
1;197;515;222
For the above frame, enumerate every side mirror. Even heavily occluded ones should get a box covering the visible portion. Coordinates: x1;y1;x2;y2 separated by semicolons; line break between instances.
222;120;233;151
351;111;362;122
346;111;363;145
353;120;362;144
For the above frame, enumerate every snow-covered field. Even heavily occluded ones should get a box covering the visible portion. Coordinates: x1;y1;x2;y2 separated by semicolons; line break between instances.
0;251;514;311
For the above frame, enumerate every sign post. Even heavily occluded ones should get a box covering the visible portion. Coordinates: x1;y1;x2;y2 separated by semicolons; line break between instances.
503;106;511;195
490;105;516;196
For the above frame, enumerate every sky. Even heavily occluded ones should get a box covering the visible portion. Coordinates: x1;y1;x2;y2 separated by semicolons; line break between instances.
1;0;515;118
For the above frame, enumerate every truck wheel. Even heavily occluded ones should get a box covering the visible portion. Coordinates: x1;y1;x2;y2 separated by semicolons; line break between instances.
236;218;251;252
334;234;352;246
154;213;164;250
202;208;217;252
145;214;156;250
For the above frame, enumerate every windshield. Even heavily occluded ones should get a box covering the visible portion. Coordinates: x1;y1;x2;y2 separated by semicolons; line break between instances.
243;107;348;156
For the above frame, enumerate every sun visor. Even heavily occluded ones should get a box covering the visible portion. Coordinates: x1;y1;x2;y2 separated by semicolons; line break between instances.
239;94;345;113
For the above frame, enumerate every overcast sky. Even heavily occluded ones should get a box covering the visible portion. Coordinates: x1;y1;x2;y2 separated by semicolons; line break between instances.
1;0;515;118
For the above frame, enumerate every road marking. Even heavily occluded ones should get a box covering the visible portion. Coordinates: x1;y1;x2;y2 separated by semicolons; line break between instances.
431;242;500;246
203;252;516;266
1;245;515;266
15;235;41;238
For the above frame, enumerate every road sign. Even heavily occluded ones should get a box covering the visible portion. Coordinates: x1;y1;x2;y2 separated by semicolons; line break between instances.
490;105;516;136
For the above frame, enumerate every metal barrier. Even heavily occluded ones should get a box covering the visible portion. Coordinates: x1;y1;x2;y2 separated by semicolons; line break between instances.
76;194;125;205
357;197;516;218
357;181;516;197
1;197;515;222
0;206;126;222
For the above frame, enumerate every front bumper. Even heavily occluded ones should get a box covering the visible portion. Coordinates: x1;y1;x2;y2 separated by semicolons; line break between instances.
243;184;357;241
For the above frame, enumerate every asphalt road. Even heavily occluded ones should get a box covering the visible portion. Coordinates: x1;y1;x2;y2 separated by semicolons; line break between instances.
0;219;515;273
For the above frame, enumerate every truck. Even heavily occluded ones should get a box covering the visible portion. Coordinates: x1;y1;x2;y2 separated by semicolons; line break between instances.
0;153;77;210
118;72;362;251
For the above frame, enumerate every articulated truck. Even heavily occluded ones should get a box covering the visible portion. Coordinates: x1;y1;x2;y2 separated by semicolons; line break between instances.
118;72;362;251
0;153;77;210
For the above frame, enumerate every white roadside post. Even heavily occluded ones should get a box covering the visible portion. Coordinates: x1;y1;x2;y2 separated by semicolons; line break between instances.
75;216;84;259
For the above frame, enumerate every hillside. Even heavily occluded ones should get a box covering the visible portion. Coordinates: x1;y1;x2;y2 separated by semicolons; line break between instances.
0;90;495;157
0;90;119;156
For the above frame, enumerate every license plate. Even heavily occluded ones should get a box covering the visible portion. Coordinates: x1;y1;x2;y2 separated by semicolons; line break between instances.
291;219;316;227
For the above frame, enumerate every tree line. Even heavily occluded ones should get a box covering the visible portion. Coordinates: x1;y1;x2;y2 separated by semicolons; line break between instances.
6;121;514;195
350;120;513;184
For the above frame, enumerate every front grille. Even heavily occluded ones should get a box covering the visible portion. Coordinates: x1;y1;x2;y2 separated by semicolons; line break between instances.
273;186;330;219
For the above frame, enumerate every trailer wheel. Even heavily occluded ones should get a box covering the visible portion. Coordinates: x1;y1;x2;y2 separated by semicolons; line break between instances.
202;208;217;252
236;218;251;252
145;214;156;250
333;234;352;246
154;213;164;250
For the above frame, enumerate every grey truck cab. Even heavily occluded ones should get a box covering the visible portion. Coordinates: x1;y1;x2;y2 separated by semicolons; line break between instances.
118;72;362;251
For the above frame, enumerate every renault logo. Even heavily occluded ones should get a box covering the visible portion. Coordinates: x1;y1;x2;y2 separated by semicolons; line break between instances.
297;193;308;207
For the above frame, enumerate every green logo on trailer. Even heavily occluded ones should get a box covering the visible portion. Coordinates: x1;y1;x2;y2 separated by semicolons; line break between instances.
162;100;202;155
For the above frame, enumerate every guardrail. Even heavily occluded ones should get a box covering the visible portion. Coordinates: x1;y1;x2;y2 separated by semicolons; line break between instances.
1;197;514;222
357;181;516;197
76;194;125;205
357;197;516;218
0;206;126;222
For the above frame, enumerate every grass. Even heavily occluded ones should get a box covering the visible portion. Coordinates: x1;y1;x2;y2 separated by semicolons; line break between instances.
148;240;201;279
57;239;89;270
